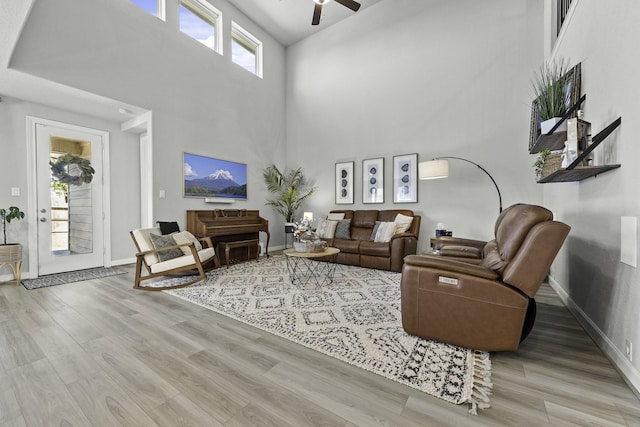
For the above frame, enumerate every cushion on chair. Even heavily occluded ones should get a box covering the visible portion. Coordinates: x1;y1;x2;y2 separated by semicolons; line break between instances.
132;227;162;265
172;231;203;255
157;221;180;235
149;233;184;262
150;247;216;274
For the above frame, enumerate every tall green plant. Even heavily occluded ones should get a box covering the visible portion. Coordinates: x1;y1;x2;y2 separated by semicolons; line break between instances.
532;58;570;120
263;165;315;223
0;206;25;245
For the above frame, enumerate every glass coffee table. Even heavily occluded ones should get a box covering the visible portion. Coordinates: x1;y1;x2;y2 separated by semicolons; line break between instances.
283;247;340;287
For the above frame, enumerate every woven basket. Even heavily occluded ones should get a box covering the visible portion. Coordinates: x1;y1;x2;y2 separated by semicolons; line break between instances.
541;153;563;178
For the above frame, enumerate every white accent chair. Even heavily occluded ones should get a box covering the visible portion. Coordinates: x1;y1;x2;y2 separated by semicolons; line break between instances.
130;227;219;291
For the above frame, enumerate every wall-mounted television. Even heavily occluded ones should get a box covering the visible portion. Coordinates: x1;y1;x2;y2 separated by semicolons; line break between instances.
183;152;247;200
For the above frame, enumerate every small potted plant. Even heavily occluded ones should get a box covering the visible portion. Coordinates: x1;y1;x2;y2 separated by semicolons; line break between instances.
532;58;570;134
0;206;25;283
263;164;316;231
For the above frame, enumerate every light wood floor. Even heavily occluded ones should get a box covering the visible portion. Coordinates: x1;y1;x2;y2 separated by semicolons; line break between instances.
1;264;639;427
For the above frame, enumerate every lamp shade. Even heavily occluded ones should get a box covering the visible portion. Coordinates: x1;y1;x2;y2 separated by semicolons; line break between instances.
418;159;449;180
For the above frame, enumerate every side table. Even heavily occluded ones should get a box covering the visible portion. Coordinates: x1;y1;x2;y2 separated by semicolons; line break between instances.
283;247;340;287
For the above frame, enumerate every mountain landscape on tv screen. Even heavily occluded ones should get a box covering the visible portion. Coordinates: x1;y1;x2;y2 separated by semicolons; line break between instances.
185;170;246;198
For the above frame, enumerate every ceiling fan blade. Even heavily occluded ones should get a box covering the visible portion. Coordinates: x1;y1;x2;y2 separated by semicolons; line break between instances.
312;3;322;25
335;0;361;12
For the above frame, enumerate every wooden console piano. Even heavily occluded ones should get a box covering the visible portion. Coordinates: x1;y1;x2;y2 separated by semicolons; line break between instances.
186;209;270;265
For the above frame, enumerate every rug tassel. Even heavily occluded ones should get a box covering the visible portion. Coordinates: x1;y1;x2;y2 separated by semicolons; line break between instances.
467;351;493;415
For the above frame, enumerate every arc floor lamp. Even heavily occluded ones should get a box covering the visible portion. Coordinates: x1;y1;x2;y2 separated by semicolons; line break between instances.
418;157;503;213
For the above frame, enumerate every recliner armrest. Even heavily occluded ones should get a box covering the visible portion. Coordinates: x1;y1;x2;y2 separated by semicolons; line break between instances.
403;254;499;280
432;236;486;251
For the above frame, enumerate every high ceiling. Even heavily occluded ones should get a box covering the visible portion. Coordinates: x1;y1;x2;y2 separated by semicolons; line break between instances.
226;0;384;46
0;0;383;122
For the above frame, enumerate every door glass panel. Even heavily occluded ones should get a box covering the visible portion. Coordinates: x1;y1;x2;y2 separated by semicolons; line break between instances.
49;137;93;256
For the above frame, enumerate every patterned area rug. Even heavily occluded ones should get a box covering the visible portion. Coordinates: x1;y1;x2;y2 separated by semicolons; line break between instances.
21;267;127;290
161;256;492;413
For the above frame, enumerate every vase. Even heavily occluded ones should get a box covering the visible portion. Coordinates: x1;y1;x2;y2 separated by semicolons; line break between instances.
540;117;567;134
294;230;326;253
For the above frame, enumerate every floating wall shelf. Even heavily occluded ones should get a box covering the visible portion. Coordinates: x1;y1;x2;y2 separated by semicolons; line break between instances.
537;117;622;183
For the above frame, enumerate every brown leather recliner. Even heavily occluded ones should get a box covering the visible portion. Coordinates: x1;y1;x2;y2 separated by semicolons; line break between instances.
400;204;570;351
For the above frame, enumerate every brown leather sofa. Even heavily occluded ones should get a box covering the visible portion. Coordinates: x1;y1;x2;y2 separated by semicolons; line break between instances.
323;209;421;272
400;204;570;351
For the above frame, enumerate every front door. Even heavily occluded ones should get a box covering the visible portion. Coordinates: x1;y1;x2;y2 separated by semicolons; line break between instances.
34;122;105;275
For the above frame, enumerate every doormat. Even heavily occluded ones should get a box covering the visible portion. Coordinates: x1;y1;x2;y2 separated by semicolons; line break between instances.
21;267;127;290
158;256;492;414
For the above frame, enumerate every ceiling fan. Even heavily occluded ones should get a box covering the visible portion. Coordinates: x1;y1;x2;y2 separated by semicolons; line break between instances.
312;0;361;25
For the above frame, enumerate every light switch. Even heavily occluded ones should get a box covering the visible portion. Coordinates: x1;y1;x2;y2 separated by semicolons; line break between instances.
159;190;166;199
11;187;20;196
621;216;637;268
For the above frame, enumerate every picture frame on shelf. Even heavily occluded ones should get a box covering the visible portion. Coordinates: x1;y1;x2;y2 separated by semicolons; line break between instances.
362;157;384;204
335;161;354;204
393;153;418;203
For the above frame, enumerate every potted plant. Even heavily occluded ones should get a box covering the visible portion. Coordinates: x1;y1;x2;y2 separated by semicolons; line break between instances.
0;206;25;284
263;164;315;231
532;58;570;134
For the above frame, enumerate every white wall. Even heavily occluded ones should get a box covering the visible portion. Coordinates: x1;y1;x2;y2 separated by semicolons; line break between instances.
544;0;640;393
286;0;545;252
3;0;288;267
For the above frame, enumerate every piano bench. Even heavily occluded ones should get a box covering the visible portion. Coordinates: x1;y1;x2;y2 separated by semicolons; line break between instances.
220;239;260;269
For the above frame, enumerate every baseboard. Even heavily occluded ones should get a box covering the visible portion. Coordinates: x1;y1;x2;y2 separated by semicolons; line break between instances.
548;276;640;398
111;257;136;266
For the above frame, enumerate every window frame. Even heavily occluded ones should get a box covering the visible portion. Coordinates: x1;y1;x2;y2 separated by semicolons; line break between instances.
130;0;166;20
179;0;224;55
231;21;263;78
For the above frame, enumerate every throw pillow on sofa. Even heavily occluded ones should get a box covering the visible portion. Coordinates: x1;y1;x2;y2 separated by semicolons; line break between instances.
327;212;346;220
317;220;338;239
369;221;382;241
373;221;397;243
334;219;351;239
172;231;203;255
394;213;413;234
149;233;184;262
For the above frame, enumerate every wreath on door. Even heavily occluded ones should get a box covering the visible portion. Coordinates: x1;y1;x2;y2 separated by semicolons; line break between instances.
50;154;95;186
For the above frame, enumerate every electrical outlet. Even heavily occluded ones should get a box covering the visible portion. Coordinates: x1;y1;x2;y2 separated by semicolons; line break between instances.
625;339;633;362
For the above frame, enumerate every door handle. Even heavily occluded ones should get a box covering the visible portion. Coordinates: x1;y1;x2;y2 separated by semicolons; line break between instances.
40;217;47;222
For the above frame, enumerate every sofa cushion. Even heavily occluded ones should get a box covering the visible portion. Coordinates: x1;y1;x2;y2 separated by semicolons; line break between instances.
360;240;391;256
369;221;381;241
149;233;184;262
373;222;397;243
327;212;345;220
334;219;351;239
352;210;378;228
394;213;414;234
332;238;360;254
317;219;338;239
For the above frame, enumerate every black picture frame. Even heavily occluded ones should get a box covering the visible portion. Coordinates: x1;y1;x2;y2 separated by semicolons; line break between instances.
393;154;418;203
335;161;354;204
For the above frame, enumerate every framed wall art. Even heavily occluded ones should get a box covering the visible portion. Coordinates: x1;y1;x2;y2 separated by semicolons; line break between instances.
183;152;247;200
335;161;354;204
362;157;384;204
393;153;418;203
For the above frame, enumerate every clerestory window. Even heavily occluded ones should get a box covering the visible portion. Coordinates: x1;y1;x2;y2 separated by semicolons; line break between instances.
179;0;223;54
231;22;263;78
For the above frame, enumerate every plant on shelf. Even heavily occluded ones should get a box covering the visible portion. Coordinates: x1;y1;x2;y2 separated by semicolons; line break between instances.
0;206;25;246
532;58;570;133
263;164;315;224
533;149;552;179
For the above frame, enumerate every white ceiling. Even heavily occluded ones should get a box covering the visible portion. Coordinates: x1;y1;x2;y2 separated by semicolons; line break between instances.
226;0;384;46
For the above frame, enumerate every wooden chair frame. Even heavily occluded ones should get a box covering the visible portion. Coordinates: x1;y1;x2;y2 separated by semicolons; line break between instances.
130;231;220;291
